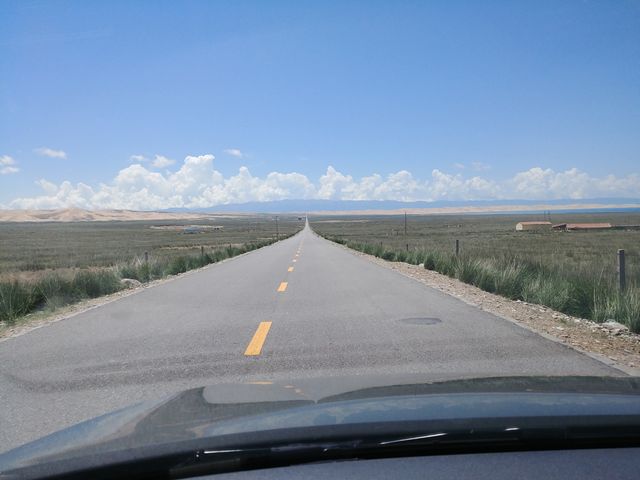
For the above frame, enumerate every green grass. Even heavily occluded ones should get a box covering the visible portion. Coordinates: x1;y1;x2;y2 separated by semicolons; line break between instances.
0;216;303;326
311;212;640;332
0;215;303;272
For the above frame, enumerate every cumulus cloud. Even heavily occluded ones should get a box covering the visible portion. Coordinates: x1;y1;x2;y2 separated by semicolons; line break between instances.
1;155;19;175
34;147;67;159
4;155;640;210
224;148;245;158
129;154;147;163
151;155;175;168
509;167;640;200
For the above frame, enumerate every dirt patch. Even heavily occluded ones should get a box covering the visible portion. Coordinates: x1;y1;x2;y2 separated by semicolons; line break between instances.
342;244;640;375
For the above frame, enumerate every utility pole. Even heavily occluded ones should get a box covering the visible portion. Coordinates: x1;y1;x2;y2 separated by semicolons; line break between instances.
275;216;279;240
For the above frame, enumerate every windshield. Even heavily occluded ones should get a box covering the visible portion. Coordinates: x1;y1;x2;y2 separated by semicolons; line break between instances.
1;0;639;464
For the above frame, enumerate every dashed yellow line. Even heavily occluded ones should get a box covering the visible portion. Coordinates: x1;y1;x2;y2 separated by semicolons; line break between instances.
288;266;294;272
277;281;288;292
244;321;272;356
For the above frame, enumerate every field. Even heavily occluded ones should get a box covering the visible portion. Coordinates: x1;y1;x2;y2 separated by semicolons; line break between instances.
0;215;302;274
0;215;303;324
310;212;640;331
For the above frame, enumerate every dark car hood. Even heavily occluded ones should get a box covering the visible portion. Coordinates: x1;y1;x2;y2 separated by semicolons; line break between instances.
3;375;640;476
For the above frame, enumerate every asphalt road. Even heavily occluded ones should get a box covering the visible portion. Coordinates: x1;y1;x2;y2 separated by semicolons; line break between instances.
0;222;621;452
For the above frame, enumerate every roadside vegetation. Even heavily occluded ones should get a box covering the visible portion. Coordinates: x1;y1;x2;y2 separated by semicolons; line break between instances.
311;213;640;332
0;216;303;326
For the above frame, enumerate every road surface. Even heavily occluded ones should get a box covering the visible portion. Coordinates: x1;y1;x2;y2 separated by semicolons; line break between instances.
0;222;621;452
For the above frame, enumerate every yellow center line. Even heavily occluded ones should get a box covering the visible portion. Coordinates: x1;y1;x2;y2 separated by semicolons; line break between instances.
288;266;294;272
244;321;272;356
277;281;288;292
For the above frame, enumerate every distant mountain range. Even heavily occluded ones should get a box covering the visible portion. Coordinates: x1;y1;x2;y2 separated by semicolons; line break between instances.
169;198;640;214
2;198;639;222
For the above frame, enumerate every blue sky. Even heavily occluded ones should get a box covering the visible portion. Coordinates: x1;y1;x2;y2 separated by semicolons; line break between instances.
1;0;639;209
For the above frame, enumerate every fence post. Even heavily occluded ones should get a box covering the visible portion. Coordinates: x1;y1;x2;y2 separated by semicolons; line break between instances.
201;245;204;260
618;249;626;292
144;251;149;264
455;239;459;256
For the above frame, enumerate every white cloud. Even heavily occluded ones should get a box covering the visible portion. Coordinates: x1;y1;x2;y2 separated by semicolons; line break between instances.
4;155;639;210
427;170;499;200
151;155;175;168
1;155;19;175
224;148;245;158
454;163;465;169
471;161;490;171
509;167;640;200
34;147;67;159
1;155;16;166
129;154;147;163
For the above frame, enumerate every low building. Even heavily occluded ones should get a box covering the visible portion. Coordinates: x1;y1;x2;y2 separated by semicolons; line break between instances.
552;223;612;231
515;221;552;231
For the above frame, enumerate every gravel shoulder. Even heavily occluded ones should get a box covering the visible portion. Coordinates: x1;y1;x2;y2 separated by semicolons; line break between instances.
340;243;640;376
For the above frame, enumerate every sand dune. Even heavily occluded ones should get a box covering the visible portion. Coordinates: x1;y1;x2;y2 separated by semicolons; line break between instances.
0;208;217;223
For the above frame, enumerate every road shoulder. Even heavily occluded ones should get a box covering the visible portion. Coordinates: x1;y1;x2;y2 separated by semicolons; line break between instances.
327;239;640;376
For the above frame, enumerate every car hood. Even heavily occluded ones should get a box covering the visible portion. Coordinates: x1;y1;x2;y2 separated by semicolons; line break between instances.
2;375;640;476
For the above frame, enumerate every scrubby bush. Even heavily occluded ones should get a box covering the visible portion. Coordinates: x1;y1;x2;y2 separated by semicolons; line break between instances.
35;274;74;309
0;281;38;324
372;244;385;258
394;251;408;263
72;270;122;298
381;250;396;261
167;256;188;275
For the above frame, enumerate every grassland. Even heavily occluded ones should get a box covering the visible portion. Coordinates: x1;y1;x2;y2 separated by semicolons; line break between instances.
310;212;640;332
0;215;303;325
